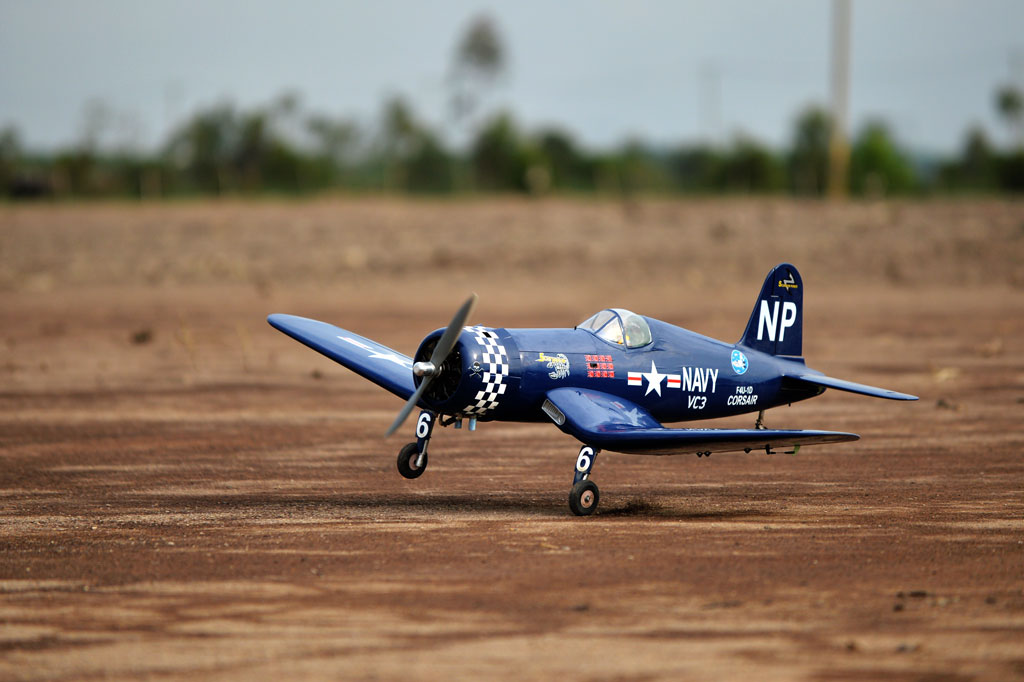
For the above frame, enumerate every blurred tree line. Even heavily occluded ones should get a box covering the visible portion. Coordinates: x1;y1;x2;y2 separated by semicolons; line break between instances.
1;16;1022;200
4;95;1022;200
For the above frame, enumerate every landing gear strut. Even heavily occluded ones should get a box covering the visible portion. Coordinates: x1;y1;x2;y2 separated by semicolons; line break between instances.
397;410;435;479
568;445;600;516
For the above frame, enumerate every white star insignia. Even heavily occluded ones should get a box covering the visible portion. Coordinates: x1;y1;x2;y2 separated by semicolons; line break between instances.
368;351;413;368
623;407;645;426
338;336;412;369
338;336;372;351
642;361;666;397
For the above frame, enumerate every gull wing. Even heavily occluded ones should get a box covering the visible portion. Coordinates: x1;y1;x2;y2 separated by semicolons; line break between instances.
543;387;858;456
268;314;416;400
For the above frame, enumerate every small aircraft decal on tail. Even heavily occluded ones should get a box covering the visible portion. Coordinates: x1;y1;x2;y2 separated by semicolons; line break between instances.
731;349;749;374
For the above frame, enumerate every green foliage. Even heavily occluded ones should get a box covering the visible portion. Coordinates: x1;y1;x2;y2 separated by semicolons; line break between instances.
995;87;1022;127
995;150;1024;192
938;128;997;192
404;131;455;193
0;10;1019;200
449;15;505;129
470;112;529;191
787;107;831;195
4;84;1024;199
157;99;341;196
717;137;784;193
454;16;503;79
535;128;594;191
666;145;723;192
373;97;454;193
615;140;674;195
849;121;915;196
0;126;20;191
994;85;1024;157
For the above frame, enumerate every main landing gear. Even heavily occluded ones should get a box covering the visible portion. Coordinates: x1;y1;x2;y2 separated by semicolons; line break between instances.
397;442;427;479
397;411;601;517
397;411;435;480
569;445;600;516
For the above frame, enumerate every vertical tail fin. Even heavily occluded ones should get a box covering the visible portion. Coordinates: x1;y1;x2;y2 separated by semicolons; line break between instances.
738;263;803;357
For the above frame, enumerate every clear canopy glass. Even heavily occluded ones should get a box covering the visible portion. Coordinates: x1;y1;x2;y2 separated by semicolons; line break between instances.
577;308;652;348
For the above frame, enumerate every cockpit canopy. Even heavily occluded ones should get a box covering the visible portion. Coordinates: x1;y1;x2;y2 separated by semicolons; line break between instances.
577;308;652;348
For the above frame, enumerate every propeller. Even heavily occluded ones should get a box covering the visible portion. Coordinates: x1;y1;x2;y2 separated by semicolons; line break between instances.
385;293;478;437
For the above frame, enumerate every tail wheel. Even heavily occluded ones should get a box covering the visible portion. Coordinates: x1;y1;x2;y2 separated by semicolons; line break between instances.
569;479;600;516
397;442;427;479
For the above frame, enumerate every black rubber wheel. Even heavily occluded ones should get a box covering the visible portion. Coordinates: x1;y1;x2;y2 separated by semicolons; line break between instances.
568;479;600;516
397;442;427;479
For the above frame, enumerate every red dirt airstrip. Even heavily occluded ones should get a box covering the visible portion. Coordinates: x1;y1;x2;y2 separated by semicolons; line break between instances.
1;197;1023;681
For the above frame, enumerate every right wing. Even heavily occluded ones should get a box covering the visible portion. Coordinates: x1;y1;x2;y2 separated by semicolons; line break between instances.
268;314;416;400
544;387;858;456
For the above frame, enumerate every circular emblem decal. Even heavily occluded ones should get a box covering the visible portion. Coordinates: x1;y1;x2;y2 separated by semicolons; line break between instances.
731;349;749;375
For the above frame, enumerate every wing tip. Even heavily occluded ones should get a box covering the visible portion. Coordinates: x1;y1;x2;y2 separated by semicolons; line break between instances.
267;313;318;333
267;312;294;326
867;388;919;401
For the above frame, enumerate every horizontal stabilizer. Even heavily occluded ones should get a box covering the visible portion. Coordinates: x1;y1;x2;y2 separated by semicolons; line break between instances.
785;373;918;401
268;314;416;400
544;387;858;456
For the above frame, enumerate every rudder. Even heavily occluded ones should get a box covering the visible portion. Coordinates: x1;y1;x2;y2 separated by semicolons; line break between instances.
738;263;803;357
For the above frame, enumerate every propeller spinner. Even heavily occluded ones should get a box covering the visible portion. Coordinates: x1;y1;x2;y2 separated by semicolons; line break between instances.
384;293;478;437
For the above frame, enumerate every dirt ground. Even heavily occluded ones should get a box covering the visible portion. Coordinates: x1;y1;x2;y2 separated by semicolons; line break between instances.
1;197;1023;681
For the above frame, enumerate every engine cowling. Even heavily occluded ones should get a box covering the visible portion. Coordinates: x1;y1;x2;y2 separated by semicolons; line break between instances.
413;327;516;419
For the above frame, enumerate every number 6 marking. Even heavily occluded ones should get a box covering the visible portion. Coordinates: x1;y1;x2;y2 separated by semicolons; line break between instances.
416;413;432;439
576;446;595;473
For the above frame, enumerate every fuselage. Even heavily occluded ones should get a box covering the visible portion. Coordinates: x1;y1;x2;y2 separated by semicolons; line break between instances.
416;316;822;424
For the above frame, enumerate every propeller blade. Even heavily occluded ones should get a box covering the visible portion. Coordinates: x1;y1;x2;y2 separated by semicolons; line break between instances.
384;293;478;437
429;293;478;365
385;378;430;437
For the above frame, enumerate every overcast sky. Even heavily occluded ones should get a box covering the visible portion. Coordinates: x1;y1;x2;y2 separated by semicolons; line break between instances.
2;0;1022;154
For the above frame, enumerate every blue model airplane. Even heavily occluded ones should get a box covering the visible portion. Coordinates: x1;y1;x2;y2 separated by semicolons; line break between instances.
268;263;917;515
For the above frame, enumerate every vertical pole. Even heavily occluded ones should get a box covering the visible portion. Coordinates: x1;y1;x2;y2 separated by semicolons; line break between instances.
699;62;722;147
828;0;851;199
1012;49;1024;150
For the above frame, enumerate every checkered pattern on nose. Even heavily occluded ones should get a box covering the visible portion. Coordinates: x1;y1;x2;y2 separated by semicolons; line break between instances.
463;326;508;415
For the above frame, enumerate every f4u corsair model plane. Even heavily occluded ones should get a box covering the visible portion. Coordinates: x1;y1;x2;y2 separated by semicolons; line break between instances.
268;263;917;516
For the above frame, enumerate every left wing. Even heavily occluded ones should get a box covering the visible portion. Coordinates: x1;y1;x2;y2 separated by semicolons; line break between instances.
543;387;858;456
268;314;416;400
